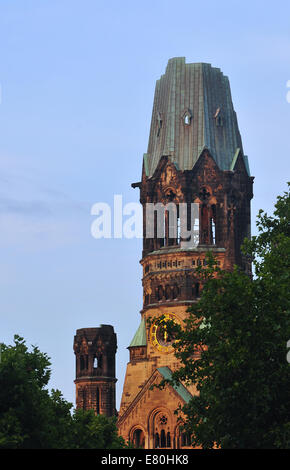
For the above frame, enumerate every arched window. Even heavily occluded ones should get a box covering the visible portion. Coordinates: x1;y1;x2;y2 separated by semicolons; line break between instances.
80;355;88;370
94;355;102;369
154;433;159;448
210;204;216;244
172;284;179;299
182;109;192;126
165;285;171;300
201;204;209;244
214;107;223;127
211;218;216;243
181;433;186;446
132;429;145;448
215;115;223;127
181;432;191;447
160;429;166;448
177;215;181;243
167;432;171;448
157;285;163;301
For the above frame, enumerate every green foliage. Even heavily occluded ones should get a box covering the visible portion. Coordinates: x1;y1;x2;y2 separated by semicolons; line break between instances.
0;336;126;449
68;410;125;449
164;183;290;449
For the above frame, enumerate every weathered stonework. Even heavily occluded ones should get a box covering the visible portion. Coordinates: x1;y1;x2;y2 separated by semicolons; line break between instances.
118;58;254;449
73;325;117;417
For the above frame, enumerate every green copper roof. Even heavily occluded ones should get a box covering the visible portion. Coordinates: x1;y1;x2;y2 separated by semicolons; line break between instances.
230;148;241;171
243;155;250;176
229;148;250;176
157;366;192;404
144;57;247;177
129;317;147;347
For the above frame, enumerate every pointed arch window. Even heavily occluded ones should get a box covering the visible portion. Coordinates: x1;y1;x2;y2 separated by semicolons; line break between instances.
94;355;103;369
157;285;164;301
210;204;217;244
160;429;166;447
181;432;191;447
172;283;179;300
182;108;192;126
214;107;223;127
132;429;145;448
80;355;88;370
210;217;216;244
165;285;171;300
154;432;160;448
177;213;181;243
97;355;103;369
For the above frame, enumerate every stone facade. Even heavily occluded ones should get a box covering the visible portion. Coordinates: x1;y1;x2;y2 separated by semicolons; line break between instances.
73;325;117;417
117;58;253;448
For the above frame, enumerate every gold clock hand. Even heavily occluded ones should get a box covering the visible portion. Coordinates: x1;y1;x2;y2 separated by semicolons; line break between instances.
164;325;168;343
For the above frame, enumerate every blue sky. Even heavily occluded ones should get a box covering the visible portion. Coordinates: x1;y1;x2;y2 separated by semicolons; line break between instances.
1;0;290;409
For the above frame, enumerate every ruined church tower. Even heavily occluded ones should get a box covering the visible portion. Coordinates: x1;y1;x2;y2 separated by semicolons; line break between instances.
73;325;117;417
118;58;254;448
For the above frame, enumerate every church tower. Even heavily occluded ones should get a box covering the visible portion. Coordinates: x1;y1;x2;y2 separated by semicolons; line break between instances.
118;58;254;448
73;325;117;416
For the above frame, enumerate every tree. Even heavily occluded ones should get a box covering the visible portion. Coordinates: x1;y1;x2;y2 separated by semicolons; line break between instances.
0;336;126;449
68;409;124;449
163;184;290;449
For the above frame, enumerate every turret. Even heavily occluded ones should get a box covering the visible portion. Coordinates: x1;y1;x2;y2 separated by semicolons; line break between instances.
73;325;117;416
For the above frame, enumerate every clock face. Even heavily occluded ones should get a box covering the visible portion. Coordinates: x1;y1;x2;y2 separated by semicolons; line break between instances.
150;313;177;353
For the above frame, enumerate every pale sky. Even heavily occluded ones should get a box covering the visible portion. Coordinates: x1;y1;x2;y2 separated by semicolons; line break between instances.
1;0;290;410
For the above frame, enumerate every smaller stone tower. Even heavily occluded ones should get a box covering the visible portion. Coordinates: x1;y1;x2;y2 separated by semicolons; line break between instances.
73;325;117;417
